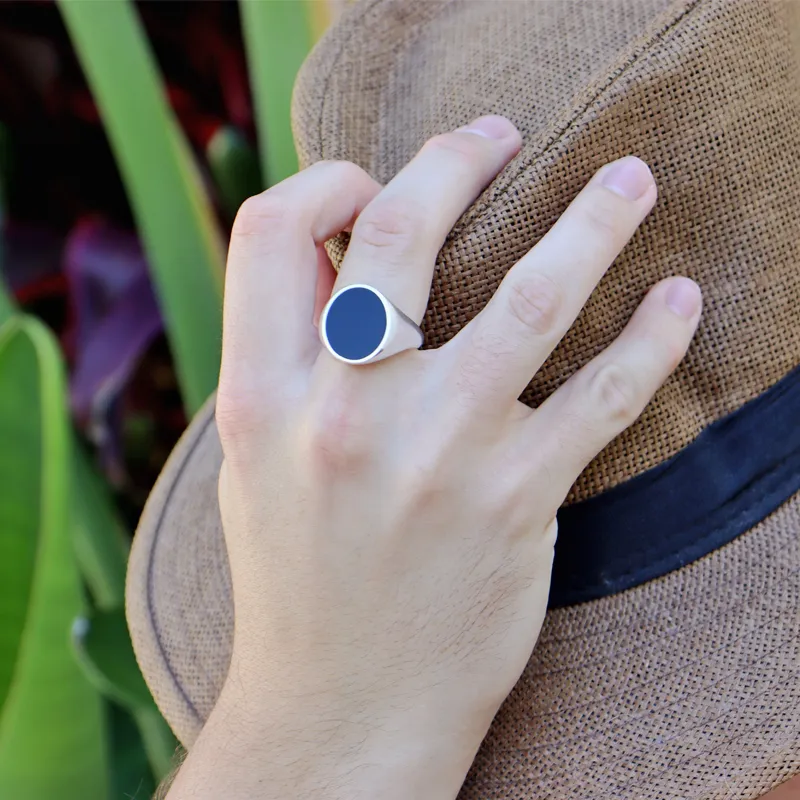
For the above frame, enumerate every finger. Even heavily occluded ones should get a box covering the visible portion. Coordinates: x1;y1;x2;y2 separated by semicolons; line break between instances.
336;115;522;324
515;277;702;513
443;156;657;412
221;160;381;380
313;245;337;329
312;216;363;328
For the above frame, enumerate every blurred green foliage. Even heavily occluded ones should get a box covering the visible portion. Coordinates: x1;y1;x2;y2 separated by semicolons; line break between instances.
241;0;313;184
0;316;107;799
207;126;264;222
58;0;226;417
0;0;318;796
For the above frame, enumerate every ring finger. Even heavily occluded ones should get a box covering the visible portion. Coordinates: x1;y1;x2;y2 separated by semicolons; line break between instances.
518;276;703;515
334;115;522;325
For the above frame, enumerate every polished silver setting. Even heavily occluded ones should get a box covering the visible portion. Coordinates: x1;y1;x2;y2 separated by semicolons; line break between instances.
319;283;424;365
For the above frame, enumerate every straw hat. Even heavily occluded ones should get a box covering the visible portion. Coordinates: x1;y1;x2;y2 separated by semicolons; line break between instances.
126;1;800;797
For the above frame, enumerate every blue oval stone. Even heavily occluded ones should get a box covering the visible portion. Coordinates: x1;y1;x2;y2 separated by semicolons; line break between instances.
325;286;387;360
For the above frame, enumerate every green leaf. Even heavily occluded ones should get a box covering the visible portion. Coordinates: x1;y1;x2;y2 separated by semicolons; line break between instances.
0;273;11;329
0;316;108;799
71;442;129;611
108;703;156;800
240;0;313;185
0;125;13;327
207;126;263;220
58;0;224;416
0;274;128;611
0;253;128;610
0;322;38;711
72;607;178;780
132;706;179;782
72;608;152;711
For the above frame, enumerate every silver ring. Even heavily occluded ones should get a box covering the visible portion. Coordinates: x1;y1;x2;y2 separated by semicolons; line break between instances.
319;283;424;365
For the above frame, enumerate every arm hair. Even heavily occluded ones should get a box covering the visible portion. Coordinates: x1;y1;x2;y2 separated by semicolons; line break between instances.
153;746;187;800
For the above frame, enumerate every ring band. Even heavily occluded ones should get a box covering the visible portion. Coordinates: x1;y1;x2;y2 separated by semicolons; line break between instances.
319;284;424;365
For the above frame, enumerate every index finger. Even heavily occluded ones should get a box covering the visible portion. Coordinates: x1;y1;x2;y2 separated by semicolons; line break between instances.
221;161;381;384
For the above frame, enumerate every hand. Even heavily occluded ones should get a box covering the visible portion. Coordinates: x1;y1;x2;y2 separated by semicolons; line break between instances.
167;115;702;800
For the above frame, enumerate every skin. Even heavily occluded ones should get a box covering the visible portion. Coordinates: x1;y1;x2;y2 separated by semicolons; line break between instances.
166;115;703;800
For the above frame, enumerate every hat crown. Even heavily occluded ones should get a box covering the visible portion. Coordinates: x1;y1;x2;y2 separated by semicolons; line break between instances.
294;0;800;503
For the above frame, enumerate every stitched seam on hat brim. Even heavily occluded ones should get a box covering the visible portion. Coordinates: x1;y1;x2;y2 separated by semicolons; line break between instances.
146;407;217;730
141;441;800;791
142;0;396;736
141;2;406;735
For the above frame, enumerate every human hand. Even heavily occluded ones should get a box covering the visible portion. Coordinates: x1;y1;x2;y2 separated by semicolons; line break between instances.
167;115;702;800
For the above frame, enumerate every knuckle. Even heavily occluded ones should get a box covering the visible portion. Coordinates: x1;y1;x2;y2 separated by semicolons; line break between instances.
216;364;298;447
316;158;364;180
481;467;523;524
316;159;374;190
300;390;372;475
581;189;625;241
352;196;421;253
507;272;563;336
658;337;688;374
586;362;641;425
396;451;446;511
550;406;596;460
215;384;269;444
455;330;512;405
232;192;293;239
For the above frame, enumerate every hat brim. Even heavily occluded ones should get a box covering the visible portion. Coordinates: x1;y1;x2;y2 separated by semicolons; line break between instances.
126;397;800;797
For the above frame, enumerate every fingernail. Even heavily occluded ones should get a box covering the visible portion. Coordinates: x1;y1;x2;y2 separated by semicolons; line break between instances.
455;115;517;140
600;156;654;201
665;278;702;319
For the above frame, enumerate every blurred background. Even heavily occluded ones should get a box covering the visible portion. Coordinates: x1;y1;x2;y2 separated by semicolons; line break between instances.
0;1;344;797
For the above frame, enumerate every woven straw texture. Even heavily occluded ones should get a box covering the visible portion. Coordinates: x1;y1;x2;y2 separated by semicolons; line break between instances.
126;1;800;798
293;0;800;503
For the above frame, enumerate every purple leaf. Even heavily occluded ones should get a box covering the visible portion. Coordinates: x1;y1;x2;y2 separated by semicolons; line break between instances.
64;218;154;353
69;272;162;420
63;219;163;483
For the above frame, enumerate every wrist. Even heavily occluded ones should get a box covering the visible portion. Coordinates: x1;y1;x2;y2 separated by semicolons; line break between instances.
223;666;481;799
168;655;484;800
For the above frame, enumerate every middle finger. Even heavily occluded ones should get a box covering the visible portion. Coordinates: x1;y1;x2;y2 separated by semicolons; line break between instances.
335;115;522;325
443;155;658;411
